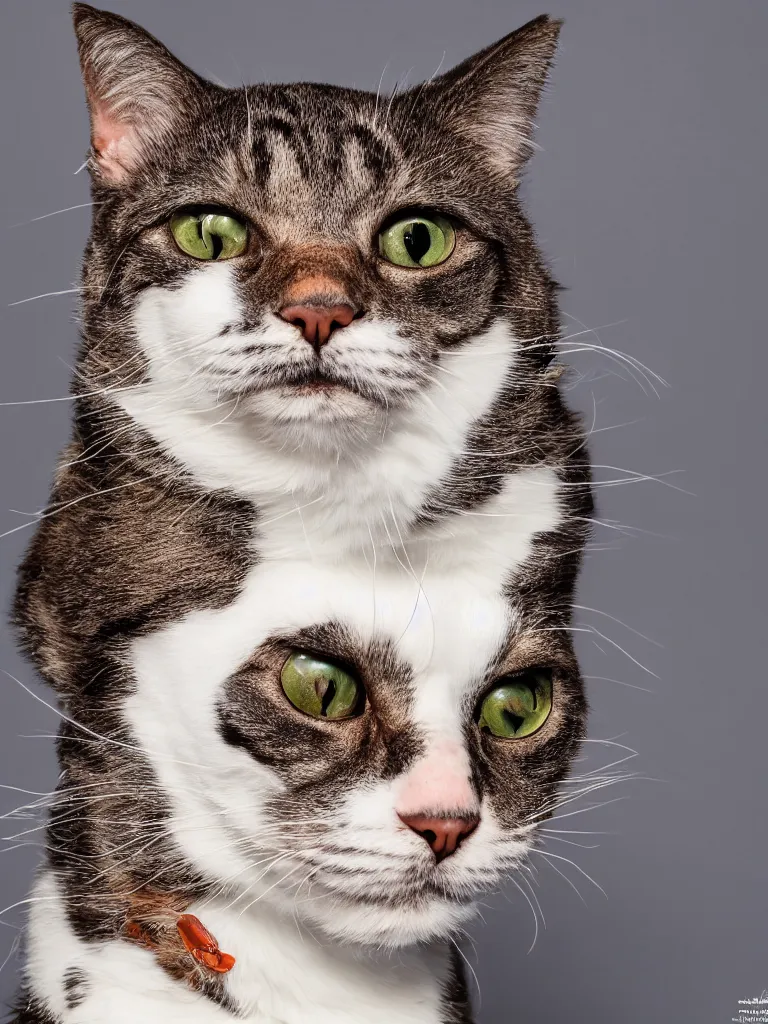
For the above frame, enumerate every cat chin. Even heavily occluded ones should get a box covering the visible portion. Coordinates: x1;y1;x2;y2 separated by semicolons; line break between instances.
293;892;478;948
231;384;390;452
241;384;381;424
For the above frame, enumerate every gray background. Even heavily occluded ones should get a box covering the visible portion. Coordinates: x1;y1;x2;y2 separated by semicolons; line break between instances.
1;0;765;1020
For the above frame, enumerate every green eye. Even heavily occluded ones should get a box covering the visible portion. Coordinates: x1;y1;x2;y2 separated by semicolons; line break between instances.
280;653;363;721
170;211;247;261
378;214;456;268
477;672;553;739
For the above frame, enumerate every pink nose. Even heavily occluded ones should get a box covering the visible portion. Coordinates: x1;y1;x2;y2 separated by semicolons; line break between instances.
397;813;480;862
279;303;356;349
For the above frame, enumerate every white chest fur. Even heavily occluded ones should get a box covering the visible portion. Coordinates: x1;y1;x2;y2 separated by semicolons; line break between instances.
27;874;449;1023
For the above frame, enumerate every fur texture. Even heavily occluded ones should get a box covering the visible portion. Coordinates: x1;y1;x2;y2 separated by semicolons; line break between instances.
10;5;592;1021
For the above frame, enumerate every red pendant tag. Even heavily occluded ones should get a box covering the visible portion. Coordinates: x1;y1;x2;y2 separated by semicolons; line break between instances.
177;914;236;974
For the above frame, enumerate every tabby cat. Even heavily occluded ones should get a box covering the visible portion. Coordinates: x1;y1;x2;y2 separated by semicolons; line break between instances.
10;5;592;1021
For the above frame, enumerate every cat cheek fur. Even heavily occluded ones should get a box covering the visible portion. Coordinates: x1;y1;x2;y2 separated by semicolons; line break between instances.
129;262;427;430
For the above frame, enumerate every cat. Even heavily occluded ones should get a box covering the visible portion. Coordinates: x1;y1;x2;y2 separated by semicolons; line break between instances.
9;4;593;1022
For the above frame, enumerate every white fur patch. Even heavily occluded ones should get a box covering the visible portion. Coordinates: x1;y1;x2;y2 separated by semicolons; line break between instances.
27;872;448;1023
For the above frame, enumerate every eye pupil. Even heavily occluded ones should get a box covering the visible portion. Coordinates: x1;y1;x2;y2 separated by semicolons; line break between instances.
404;221;433;263
502;710;525;734
209;232;224;260
319;678;337;716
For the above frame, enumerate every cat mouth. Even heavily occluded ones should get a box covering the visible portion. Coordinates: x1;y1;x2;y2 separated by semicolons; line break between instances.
284;372;343;395
272;365;381;404
230;362;391;411
232;367;350;400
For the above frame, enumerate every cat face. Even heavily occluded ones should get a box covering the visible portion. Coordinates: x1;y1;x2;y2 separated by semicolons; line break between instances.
124;546;585;947
75;7;561;451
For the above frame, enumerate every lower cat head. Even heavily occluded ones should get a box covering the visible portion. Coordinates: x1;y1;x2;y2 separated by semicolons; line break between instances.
120;554;586;948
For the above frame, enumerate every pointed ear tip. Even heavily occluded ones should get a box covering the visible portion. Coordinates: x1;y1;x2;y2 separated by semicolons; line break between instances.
72;2;97;26
524;14;565;42
548;16;565;35
72;3;131;38
72;3;105;43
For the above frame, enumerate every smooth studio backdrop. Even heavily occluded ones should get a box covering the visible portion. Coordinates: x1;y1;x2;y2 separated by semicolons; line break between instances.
1;1;765;1020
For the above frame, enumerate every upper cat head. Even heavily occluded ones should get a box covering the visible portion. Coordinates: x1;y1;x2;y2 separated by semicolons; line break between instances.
73;3;562;453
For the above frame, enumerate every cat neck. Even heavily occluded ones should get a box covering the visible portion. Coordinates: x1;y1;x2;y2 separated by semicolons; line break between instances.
26;870;457;1023
114;322;518;558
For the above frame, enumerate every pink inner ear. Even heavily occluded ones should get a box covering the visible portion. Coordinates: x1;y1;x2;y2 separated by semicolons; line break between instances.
91;103;141;183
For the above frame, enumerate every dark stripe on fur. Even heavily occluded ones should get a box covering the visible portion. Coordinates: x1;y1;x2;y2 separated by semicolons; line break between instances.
441;945;475;1023
5;994;60;1024
62;968;88;1011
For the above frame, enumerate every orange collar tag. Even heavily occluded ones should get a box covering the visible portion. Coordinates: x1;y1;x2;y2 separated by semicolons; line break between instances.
176;914;236;974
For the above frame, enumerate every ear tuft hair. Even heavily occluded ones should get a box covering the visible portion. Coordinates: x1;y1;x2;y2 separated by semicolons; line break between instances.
72;3;206;184
420;15;563;177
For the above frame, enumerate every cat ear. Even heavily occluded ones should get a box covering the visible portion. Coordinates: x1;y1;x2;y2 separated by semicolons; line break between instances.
426;15;563;175
72;3;207;184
